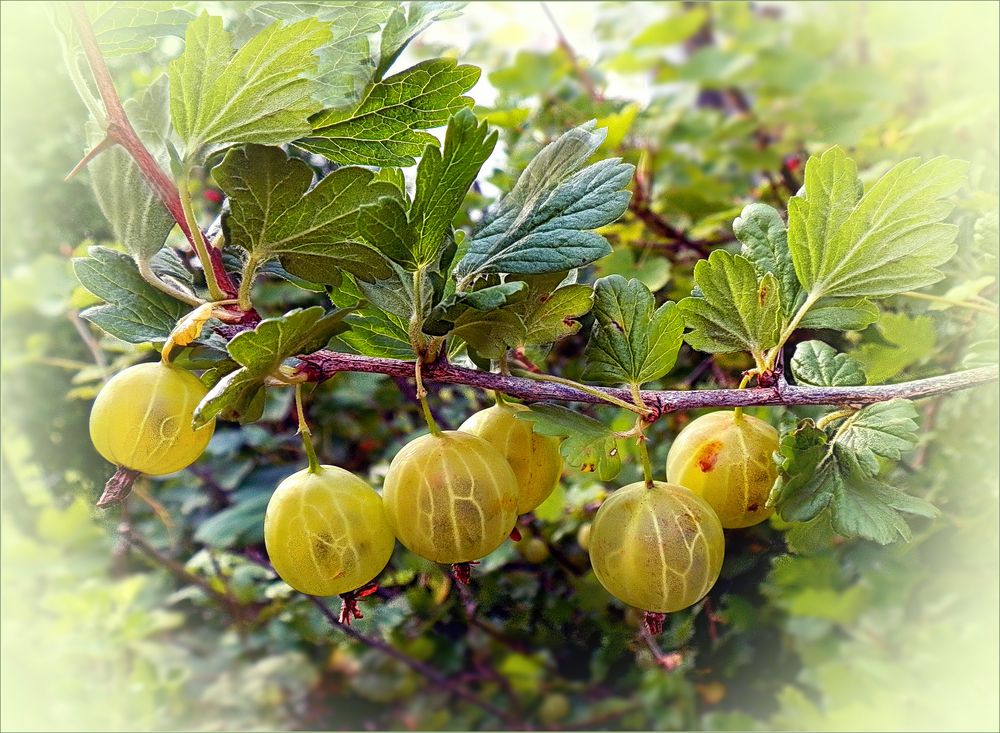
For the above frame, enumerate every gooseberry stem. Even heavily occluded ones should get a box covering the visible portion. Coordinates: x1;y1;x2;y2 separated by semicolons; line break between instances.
629;384;655;488
414;360;443;437
294;384;322;473
177;170;227;302
733;373;754;421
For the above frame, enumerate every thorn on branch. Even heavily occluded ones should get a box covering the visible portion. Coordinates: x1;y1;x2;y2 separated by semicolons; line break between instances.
97;466;140;508
65;136;113;181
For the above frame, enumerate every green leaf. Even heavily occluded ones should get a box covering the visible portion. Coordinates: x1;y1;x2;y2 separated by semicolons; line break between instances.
836;399;920;473
73;247;191;343
213;145;400;285
510;274;594;348
450;308;524;360
297;58;480;166
453;122;634;282
790;341;866;387
630;7;709;48
678;250;781;357
798;297;879;331
169;13;330;159
87;75;174;262
516;404;622;480
788;147;967;300
583;275;683;386
735;202;799;320
375;2;466;80
770;402;933;544
360;109;497;270
852;313;937;383
768;421;830;520
195;307;350;425
827;471;937;545
88;2;194;57
329;275;414;359
247;2;394;108
408;109;497;268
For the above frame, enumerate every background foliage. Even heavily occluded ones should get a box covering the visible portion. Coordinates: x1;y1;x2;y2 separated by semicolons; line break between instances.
2;2;998;731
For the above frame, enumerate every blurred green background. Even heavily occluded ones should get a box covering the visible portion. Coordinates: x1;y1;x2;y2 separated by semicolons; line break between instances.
1;1;998;730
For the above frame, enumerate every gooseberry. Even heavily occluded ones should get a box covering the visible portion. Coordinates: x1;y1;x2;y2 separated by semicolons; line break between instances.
89;361;215;475
589;481;724;613
538;693;571;725
518;536;550;563
264;465;395;596
382;431;519;564
459;403;562;514
665;411;779;528
576;522;592;552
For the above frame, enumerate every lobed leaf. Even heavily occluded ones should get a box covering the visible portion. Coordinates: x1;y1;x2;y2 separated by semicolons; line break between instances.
213;144;400;286
769;402;933;544
735;202;877;332
169;13;330;160
87;1;193;56
516;404;622;480
735;202;799;320
852;313;937;383
74;247;192;343
583;275;683;386
453;122;634;282
195;307;350;425
790;341;866;387
297;58;480;166
359;108;497;270
788;147;967;300
678;250;781;357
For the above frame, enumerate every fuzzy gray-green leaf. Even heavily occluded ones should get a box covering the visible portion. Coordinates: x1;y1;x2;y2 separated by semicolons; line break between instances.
453;122;634;281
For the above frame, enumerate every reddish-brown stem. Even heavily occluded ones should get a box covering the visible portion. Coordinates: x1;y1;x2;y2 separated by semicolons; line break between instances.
67;2;238;300
294;350;998;419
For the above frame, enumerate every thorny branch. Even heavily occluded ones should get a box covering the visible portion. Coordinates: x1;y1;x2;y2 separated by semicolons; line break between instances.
67;2;239;300
295;351;999;420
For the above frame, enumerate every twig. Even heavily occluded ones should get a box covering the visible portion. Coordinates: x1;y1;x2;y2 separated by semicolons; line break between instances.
540;3;601;101
307;596;519;727
295;350;998;418
67;310;106;370
119;524;245;617
67;2;239;300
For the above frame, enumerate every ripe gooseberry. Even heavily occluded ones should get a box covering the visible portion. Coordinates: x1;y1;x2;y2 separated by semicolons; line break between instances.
89;361;215;475
458;402;562;514
665;411;779;528
382;431;519;564
264;465;395;596
589;481;724;613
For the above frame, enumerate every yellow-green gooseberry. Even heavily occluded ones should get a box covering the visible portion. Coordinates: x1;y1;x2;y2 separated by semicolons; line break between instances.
89;361;215;475
264;465;395;596
459;402;563;514
589;481;725;613
666;411;779;529
382;431;519;564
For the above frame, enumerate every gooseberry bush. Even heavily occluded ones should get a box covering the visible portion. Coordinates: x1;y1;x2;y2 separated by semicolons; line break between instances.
32;1;998;728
